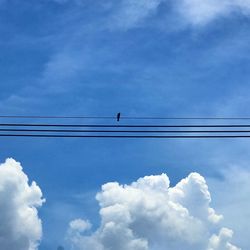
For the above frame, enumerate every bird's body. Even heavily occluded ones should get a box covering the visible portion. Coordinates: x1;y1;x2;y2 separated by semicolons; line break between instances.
117;113;121;121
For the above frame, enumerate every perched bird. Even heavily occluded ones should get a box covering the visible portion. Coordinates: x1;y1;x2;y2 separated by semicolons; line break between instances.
117;112;121;122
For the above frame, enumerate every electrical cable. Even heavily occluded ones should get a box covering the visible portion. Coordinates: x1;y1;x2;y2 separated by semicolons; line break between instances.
1;134;250;138
2;115;250;120
2;123;250;128
1;128;250;133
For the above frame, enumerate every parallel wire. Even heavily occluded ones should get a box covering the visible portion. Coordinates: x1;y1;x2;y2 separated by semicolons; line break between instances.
2;123;250;128
2;128;250;133
1;134;250;139
2;115;250;120
0;115;114;119
2;118;250;138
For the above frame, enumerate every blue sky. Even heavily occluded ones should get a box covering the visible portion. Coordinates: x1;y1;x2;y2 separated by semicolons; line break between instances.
1;1;250;249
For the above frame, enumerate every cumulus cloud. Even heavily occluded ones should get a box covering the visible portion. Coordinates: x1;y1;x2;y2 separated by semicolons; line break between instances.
0;158;45;250
67;173;240;250
207;167;250;249
208;228;239;250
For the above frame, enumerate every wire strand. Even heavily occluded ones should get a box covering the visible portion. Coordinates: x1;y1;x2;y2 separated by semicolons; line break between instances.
2;128;250;133
0;115;114;119
2;123;250;128
1;134;250;138
2;115;250;120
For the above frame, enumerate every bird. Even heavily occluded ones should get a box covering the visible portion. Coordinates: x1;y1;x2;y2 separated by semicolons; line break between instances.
117;112;121;122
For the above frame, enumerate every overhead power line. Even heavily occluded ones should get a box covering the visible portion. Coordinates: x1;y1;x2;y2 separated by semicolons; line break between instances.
0;115;114;119
1;134;250;139
2;115;250;120
2;123;250;128
1;128;250;133
2;117;250;138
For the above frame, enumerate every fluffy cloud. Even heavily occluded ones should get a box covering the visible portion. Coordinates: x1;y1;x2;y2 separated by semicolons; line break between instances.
0;158;45;250
208;228;239;250
207;167;250;249
67;173;240;250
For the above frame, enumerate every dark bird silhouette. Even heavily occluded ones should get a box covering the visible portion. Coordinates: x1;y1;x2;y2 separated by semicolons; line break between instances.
117;112;121;122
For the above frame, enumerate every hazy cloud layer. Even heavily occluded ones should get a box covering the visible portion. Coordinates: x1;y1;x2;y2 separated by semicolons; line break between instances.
0;158;45;250
48;0;250;28
175;0;250;25
111;0;162;29
110;0;250;28
67;173;239;250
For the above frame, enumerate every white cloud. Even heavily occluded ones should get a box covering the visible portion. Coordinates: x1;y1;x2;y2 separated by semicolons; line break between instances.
208;228;239;250
0;158;45;250
67;173;240;250
69;219;92;232
207;167;250;249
